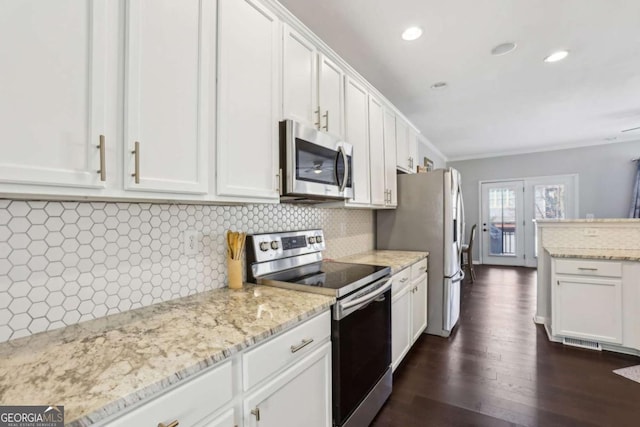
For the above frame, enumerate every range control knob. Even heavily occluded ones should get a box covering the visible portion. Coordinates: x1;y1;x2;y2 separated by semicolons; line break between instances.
308;236;316;244
315;236;323;243
259;241;270;252
270;240;279;250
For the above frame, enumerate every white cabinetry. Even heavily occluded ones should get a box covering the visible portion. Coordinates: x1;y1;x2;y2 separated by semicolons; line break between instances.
282;27;343;139
244;343;331;427
318;54;344;138
382;108;398;207
344;76;371;206
104;310;332;427
216;0;280;201
0;0;108;190
391;257;428;371
408;127;418;172
107;360;234;427
395;118;419;173
368;96;386;207
282;24;318;127
124;0;211;195
552;259;623;344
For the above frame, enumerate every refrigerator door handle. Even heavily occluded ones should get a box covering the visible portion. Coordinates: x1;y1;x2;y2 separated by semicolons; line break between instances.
452;270;465;283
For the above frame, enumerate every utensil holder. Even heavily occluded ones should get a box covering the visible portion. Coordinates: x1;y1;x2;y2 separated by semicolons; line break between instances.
228;257;243;290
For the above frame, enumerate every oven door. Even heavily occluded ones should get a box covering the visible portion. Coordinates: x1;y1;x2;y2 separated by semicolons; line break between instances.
332;277;391;426
281;120;353;199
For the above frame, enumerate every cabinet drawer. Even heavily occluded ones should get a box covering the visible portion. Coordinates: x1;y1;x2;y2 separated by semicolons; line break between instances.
555;259;622;278
108;360;232;426
242;310;330;390
392;268;411;295
411;258;428;279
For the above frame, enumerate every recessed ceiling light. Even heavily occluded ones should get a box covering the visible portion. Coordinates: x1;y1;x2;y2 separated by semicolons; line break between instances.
402;26;423;41
431;82;448;90
491;42;517;56
544;50;569;63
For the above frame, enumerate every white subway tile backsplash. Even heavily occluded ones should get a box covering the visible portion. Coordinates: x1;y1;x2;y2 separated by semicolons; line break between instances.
0;200;373;342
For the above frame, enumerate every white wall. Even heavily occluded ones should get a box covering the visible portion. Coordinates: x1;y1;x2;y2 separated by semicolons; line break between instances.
448;139;640;260
417;135;447;169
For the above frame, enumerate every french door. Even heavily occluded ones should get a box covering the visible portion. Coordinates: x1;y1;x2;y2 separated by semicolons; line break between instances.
480;181;525;266
480;175;578;267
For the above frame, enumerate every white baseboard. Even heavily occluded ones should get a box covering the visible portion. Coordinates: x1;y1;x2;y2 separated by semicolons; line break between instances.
472;259;481;265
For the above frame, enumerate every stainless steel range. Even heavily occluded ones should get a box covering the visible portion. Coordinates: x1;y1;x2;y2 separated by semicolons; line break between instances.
246;229;392;427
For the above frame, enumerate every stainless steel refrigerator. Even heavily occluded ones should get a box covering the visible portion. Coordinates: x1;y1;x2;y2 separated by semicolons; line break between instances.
377;168;465;337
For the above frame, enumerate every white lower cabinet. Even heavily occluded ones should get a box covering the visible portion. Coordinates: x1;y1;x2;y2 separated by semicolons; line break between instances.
552;259;623;344
243;342;332;427
103;310;331;427
391;257;428;371
106;360;234;426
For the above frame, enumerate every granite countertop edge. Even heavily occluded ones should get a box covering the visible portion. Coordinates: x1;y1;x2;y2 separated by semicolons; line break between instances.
72;299;333;427
545;247;640;262
338;250;429;274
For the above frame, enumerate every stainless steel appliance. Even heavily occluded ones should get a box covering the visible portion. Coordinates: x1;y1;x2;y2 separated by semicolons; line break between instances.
377;168;465;337
279;120;353;202
246;229;392;427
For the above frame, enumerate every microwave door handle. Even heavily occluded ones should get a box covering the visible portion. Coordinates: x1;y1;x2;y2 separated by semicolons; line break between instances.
334;150;342;189
338;146;349;193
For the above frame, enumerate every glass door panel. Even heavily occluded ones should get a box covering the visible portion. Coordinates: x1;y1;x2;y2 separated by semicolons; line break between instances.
481;181;525;266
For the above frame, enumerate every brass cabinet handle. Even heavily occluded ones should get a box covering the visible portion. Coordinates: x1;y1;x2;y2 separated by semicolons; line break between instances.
158;421;178;427
388;189;392;204
577;267;598;271
323;110;329;131
400;277;408;283
97;135;106;182
131;141;140;184
314;108;321;129
290;338;314;353
251;408;261;421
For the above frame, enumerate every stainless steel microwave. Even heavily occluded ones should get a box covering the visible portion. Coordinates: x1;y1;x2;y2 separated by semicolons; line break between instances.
279;120;353;202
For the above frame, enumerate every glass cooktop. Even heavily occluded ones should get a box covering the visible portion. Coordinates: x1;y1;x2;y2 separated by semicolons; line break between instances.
260;261;390;298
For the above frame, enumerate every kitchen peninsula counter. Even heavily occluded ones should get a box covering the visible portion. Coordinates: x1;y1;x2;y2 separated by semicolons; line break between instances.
0;285;334;426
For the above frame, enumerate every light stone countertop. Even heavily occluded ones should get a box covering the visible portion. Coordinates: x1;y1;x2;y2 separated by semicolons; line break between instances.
545;247;640;261
338;250;428;274
535;218;640;224
0;285;334;426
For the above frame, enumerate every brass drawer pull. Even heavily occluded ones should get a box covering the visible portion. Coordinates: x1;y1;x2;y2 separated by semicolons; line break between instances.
290;338;314;353
251;407;260;421
158;420;178;427
97;135;106;182
131;141;140;184
400;277;408;283
577;267;598;271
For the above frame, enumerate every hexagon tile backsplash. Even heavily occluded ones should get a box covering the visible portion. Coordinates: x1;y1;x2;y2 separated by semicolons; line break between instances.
0;200;374;343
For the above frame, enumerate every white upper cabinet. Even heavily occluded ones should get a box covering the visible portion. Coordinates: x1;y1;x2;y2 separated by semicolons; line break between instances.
124;0;211;195
383;108;398;207
318;54;345;138
282;24;318;127
368;95;386;207
408;126;418;172
0;0;108;190
344;77;370;206
216;0;280;201
395;117;410;173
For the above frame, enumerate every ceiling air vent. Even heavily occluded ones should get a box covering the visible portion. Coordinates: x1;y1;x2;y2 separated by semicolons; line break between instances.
562;337;602;351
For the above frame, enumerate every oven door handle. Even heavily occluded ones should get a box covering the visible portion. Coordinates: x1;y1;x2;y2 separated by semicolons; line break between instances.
340;278;391;311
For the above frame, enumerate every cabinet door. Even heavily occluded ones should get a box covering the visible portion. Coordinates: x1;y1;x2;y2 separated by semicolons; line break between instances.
0;0;108;190
391;287;411;372
318;54;344;138
244;342;331;427
411;274;428;342
344;77;370;205
217;0;280;201
395;118;409;172
368;95;386;207
553;276;623;344
282;24;318;127
408;127;418;173
383;108;397;207
124;0;211;194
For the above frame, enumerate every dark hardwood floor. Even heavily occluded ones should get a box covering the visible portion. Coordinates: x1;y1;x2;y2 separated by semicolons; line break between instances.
371;265;640;427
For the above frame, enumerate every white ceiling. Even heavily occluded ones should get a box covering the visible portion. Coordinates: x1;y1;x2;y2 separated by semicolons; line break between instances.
278;0;640;160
